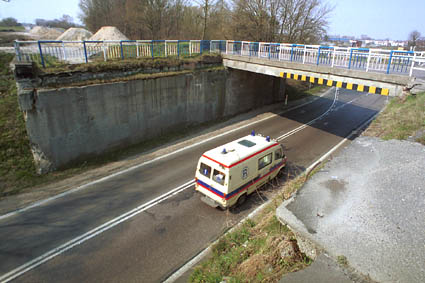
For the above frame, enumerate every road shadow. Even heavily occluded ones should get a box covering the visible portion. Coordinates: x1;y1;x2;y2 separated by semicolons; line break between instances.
268;88;387;141
227;163;306;215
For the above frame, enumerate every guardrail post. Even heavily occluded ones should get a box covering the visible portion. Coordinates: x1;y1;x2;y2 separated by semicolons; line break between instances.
61;42;67;61
177;40;180;57
279;44;282;61
348;48;354;69
151;40;154;59
38;41;46;67
290;45;294;62
316;46;321;65
366;49;371;72
136;41;140;58
268;43;271;59
120;41;124;59
14;41;22;62
258;43;261;58
102;41;107;61
303;45;306;64
82;41;88;64
331;47;335;67
386;50;393;74
410;53;416;77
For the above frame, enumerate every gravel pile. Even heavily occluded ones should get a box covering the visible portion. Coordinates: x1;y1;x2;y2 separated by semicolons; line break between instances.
89;26;128;41
29;26;63;40
56;28;93;41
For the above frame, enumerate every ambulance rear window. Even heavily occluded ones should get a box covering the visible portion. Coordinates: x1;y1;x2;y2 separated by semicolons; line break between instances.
212;169;226;185
199;163;211;178
238;139;256;147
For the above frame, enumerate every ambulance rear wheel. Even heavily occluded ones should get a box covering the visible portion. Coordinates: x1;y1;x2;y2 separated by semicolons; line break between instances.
236;194;247;206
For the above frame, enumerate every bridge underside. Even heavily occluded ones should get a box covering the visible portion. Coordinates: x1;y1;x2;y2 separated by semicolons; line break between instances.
222;54;410;97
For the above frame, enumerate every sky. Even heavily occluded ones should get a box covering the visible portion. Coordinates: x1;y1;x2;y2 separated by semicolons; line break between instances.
326;0;425;40
0;0;424;40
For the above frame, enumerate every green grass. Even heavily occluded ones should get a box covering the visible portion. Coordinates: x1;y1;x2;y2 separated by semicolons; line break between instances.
0;26;25;32
364;92;425;144
0;52;38;196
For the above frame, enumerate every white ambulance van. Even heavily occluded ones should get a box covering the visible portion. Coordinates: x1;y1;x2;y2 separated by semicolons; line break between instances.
195;131;287;208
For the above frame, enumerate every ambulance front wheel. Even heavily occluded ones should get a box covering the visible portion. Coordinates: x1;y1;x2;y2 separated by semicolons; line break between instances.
236;194;247;206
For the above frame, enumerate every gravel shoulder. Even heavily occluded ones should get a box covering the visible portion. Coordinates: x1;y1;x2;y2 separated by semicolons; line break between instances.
277;136;425;282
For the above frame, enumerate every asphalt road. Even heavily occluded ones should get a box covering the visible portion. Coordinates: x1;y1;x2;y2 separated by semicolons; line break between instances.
0;88;386;282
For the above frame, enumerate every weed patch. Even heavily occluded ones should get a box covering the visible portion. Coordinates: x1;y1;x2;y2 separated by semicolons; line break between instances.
364;92;425;144
189;173;314;283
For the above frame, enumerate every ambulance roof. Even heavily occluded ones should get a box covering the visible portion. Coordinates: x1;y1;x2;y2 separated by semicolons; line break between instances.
202;134;280;168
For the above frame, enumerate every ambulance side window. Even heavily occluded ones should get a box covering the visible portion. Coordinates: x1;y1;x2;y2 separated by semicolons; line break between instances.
212;169;226;185
275;148;283;160
258;153;272;170
199;163;212;178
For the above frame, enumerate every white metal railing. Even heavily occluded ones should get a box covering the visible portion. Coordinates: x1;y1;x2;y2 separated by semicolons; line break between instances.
13;39;425;78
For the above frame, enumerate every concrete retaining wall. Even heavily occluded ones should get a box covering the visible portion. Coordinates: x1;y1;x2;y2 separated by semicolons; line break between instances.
16;66;284;173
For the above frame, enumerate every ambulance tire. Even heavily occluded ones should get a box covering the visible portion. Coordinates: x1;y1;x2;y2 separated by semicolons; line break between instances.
236;193;247;206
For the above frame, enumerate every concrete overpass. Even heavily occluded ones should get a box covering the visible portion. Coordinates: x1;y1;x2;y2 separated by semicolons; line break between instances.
14;39;425;96
222;53;410;97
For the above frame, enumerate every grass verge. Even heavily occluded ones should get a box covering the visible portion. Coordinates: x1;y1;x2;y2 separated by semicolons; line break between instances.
189;170;315;283
0;26;25;32
0;52;38;195
363;92;425;144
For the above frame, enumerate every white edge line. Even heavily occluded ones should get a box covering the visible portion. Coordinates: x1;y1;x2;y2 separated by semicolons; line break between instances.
0;179;195;283
163;109;380;283
0;89;332;221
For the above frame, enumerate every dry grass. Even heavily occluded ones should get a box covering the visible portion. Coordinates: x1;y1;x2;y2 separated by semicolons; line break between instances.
363;92;425;144
189;170;314;283
40;53;222;74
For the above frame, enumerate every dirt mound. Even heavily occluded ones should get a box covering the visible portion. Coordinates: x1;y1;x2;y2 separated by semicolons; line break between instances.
89;26;128;41
56;28;93;41
29;26;63;40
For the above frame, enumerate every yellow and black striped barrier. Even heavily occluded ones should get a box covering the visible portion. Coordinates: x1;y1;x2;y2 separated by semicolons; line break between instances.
279;72;389;96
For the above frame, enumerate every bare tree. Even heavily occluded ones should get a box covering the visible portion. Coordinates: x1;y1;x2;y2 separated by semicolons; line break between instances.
194;0;217;39
230;0;331;43
78;0;331;42
408;30;421;49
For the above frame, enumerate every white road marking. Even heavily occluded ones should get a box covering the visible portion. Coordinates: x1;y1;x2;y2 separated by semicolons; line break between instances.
0;88;344;282
0;89;332;222
277;88;338;141
0;179;195;283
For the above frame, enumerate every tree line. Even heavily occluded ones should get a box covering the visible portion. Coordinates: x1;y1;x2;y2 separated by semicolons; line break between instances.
35;15;81;30
78;0;332;44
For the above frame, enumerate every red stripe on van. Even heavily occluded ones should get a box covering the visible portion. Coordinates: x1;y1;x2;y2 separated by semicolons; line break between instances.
226;162;284;200
202;143;279;168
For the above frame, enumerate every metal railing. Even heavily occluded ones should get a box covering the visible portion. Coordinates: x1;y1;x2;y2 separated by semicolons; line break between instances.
221;40;423;77
14;39;424;77
14;39;213;67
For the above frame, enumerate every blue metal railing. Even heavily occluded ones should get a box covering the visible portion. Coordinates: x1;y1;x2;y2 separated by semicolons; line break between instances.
14;39;422;77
